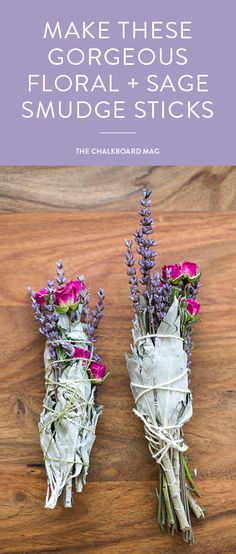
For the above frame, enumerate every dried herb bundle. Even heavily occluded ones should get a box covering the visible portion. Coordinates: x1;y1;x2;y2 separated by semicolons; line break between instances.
29;261;108;509
125;190;203;542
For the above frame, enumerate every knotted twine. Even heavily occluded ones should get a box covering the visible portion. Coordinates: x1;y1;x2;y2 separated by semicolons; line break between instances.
131;333;189;467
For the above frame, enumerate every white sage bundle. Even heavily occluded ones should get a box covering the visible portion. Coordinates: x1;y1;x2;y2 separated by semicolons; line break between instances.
30;261;108;509
125;189;204;543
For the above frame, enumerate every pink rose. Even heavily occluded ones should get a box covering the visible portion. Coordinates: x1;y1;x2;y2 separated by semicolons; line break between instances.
73;349;107;381
162;264;181;281
73;347;91;361
181;261;198;278
35;288;48;306
55;280;84;311
89;361;106;380
185;298;201;317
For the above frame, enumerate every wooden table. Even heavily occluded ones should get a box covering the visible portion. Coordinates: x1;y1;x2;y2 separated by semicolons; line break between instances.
0;204;235;553
0;166;235;212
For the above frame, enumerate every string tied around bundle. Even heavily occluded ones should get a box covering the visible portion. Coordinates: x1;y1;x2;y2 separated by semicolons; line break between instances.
131;332;190;466
133;409;187;467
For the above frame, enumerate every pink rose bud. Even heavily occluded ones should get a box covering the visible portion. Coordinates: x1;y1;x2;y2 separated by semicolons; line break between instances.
162;264;182;281
35;288;48;306
55;280;84;311
73;347;91;360
185;298;201;317
89;361;106;380
182;261;198;278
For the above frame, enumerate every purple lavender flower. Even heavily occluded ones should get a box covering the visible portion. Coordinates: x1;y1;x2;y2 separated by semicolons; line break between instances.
89;289;105;337
82;286;91;325
125;189;176;333
150;273;164;325
30;289;58;361
56;259;67;287
31;291;46;324
134;189;157;287
125;239;140;312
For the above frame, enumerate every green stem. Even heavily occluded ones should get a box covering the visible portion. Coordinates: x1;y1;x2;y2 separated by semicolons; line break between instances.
162;473;175;527
68;309;72;332
184;457;201;498
156;469;165;532
180;453;193;543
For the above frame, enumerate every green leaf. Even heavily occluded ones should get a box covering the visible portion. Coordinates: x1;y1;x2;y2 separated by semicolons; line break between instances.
188;272;201;283
89;372;110;386
57;313;70;331
183;457;201;498
70;301;80;311
172;275;183;285
54;304;69;314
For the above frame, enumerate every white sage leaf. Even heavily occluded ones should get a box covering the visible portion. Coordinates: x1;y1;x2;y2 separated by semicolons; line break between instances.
39;346;102;509
127;297;192;429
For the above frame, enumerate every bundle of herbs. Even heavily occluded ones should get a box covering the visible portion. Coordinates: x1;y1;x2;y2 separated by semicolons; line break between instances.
29;261;108;509
125;190;204;542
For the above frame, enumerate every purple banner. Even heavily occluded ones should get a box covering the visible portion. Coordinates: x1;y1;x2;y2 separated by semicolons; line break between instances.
0;0;235;165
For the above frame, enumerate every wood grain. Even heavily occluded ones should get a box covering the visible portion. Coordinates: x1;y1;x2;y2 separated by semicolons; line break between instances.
0;210;235;554
0;166;235;212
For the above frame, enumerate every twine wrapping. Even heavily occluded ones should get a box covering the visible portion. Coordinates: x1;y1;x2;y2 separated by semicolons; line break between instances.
126;297;193;531
39;342;102;509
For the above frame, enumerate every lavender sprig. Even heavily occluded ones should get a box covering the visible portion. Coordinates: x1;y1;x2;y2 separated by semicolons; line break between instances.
56;259;67;287
125;239;140;312
30;277;60;357
134;189;157;288
149;273;165;327
82;286;91;325
90;288;105;336
30;291;45;324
